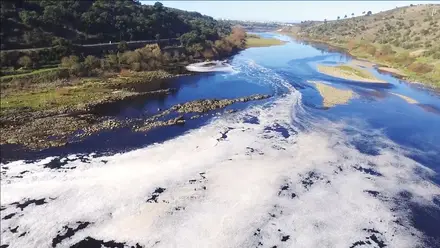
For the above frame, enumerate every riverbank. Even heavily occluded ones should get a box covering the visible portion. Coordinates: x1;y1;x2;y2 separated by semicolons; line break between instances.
0;70;181;149
279;32;440;89
0;63;273;151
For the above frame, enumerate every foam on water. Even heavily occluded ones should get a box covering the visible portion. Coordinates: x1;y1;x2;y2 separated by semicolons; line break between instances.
1;60;439;248
185;60;236;73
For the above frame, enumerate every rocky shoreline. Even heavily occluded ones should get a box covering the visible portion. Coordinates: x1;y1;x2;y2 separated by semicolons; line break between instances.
1;74;271;150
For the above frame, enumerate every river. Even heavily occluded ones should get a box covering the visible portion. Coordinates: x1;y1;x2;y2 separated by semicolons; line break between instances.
1;33;440;248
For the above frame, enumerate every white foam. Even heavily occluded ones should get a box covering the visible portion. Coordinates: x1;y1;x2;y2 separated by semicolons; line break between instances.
1;62;439;248
185;60;236;73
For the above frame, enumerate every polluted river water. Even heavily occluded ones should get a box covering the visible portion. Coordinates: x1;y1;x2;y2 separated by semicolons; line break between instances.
1;33;440;248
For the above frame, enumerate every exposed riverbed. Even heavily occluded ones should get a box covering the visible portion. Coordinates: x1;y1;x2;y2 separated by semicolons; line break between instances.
1;33;440;248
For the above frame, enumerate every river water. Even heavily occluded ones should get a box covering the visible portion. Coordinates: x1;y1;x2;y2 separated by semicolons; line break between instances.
1;33;440;248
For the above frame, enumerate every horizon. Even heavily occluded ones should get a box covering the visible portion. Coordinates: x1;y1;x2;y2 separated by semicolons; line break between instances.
141;1;437;22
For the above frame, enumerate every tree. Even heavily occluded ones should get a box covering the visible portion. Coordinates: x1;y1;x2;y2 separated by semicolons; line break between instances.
337;16;340;20
362;11;366;14
118;41;128;52
351;13;354;18
84;55;100;70
380;44;394;55
18;56;33;68
61;55;80;69
366;11;372;16
344;15;347;18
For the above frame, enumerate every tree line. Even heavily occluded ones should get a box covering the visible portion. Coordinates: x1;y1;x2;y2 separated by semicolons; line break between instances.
0;0;231;50
1;0;247;70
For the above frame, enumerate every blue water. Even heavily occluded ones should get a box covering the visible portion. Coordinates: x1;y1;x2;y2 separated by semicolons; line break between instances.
2;33;440;247
5;34;440;173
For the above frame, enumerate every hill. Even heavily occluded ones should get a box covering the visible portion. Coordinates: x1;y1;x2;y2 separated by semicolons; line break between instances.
0;0;230;50
283;4;440;87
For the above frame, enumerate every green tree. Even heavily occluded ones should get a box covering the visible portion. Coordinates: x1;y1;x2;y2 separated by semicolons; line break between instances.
18;56;33;68
380;44;394;55
118;41;128;52
84;55;100;70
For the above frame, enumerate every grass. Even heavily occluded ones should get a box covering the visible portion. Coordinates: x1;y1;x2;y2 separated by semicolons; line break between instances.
246;36;285;48
0;67;61;80
0;83;111;113
337;65;373;79
283;4;440;88
0;69;174;115
317;64;386;83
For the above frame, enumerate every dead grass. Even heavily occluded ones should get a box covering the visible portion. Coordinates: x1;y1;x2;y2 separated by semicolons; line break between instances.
309;81;355;107
317;64;387;83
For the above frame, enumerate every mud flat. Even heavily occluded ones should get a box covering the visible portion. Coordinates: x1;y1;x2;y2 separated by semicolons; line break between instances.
317;65;387;84
309;81;355;108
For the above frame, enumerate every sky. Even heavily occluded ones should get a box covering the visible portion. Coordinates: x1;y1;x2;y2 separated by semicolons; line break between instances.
141;1;436;22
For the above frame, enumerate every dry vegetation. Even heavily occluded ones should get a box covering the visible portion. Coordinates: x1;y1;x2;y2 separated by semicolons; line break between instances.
245;34;285;48
309;81;355;108
285;4;440;87
317;65;386;83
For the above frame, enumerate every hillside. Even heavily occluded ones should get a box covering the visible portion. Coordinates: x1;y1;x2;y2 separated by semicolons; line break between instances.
284;4;440;87
0;0;230;50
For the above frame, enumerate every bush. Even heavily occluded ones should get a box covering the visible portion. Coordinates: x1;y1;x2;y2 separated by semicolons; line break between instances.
60;55;79;69
394;52;415;66
118;41;128;52
366;45;376;55
83;55;100;70
100;54;119;71
380;44;394;55
424;41;432;48
18;56;33;68
408;62;434;74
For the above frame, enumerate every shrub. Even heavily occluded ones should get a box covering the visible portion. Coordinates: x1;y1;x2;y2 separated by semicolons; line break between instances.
18;56;33;68
424;41;432;48
60;55;79;69
408;62;434;74
83;55;100;70
380;44;394;55
366;45;376;55
394;52;415;66
118;41;128;52
100;54;119;71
